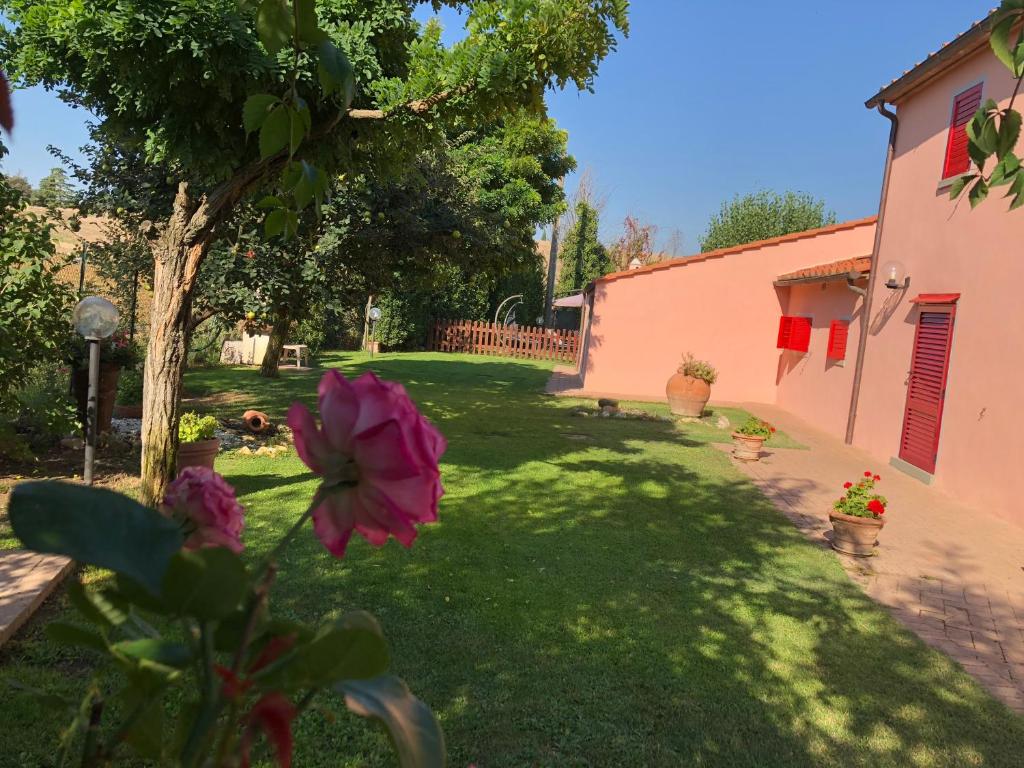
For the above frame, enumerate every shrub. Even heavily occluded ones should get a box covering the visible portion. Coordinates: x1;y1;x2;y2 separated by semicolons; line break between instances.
188;317;235;368
66;331;141;370
178;411;218;443
679;353;718;384
834;472;888;519
0;364;79;459
117;368;144;405
735;416;776;440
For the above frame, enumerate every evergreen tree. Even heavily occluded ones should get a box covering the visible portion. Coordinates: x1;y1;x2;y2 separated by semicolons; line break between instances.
556;200;610;295
33;167;74;207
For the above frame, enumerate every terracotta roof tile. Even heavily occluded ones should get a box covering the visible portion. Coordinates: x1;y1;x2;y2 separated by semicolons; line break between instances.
591;216;877;287
775;256;872;284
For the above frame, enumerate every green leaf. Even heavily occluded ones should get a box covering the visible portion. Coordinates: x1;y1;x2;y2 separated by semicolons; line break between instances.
113;574;171;615
968;177;990;208
112;639;193;668
1007;171;1024;210
256;0;293;55
161;548;248;620
9;481;183;595
997;109;1022;158
255;611;389;690
317;39;356;109
46;622;107;653
259;105;290;159
289;106;307;156
243;94;280;134
117;681;164;759
265;207;287;237
256;195;284;210
67;580;128;631
6;680;74;713
948;173;974;199
991;15;1017;73
336;676;445;768
991;153;1020;186
294;0;326;46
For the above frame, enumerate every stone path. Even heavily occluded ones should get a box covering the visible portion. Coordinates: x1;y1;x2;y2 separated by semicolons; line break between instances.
0;550;73;648
729;403;1024;712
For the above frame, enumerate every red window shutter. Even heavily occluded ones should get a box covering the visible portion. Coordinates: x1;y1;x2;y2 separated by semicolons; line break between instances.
776;316;793;349
789;317;811;353
827;320;849;360
942;83;983;178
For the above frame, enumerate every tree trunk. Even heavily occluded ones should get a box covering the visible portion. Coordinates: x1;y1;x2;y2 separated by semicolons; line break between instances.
140;185;209;507
362;294;374;350
259;308;290;379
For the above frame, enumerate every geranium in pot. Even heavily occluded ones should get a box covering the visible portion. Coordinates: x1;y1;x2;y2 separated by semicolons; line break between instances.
177;411;220;473
829;472;887;556
732;416;775;462
666;353;717;417
114;367;144;418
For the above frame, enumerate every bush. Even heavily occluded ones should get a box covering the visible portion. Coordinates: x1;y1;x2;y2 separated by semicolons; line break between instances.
0;364;79;459
66;331;141;371
117;368;144;404
179;412;218;443
189;317;236;368
292;314;328;357
735;416;775;440
679;353;718;384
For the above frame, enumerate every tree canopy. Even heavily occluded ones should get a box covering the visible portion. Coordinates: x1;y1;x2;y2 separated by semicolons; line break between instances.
556;199;610;295
699;190;836;252
33;167;74;206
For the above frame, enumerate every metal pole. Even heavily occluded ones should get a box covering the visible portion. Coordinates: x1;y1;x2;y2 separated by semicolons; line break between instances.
369;319;376;358
83;338;99;485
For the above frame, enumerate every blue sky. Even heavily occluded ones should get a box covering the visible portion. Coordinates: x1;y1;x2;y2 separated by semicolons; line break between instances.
2;1;993;251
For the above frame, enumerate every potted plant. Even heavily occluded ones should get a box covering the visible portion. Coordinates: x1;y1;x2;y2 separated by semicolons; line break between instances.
829;472;888;556
177;411;220;472
67;331;140;432
732;416;776;461
666;353;717;417
113;367;144;418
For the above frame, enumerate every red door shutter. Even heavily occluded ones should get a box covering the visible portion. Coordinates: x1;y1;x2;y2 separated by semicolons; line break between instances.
943;83;983;178
776;316;793;349
898;306;957;474
827;320;849;360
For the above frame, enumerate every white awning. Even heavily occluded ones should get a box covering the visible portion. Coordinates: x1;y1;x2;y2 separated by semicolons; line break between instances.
553;293;584;308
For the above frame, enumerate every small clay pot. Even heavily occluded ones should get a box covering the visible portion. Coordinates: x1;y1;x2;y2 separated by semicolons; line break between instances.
177;437;220;473
828;510;885;557
666;373;711;417
114;403;143;419
242;409;271;433
731;432;765;462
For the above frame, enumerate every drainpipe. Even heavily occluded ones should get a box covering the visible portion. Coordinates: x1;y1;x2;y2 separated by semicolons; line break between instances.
845;102;898;444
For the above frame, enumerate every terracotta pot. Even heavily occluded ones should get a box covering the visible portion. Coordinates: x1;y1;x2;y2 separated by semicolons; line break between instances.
828;510;885;557
731;432;765;462
114;403;143;419
72;363;122;434
666;373;711;417
177;438;220;473
242;409;271;433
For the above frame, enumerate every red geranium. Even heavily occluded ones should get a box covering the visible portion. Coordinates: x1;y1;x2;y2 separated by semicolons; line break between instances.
873;474;881;481
867;499;886;516
864;471;872;477
843;482;853;489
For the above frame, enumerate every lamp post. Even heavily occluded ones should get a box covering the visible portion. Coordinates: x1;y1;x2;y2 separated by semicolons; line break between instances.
368;306;381;357
72;296;120;485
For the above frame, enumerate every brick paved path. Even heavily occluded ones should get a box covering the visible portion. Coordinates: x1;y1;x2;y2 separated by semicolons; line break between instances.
730;403;1024;713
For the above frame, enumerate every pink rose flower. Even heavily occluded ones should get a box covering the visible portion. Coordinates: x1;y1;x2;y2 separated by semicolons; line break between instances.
163;466;246;553
287;370;446;557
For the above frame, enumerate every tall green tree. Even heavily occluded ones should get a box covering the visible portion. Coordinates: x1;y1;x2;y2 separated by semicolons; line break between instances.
556;200;610;295
1;0;628;503
699;190;836;252
33;167;74;206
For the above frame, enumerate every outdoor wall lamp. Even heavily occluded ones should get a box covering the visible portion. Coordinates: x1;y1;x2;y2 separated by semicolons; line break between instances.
72;296;120;485
628;257;642;270
882;260;911;290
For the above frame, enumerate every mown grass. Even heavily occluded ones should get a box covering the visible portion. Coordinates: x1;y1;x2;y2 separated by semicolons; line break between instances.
1;352;1022;767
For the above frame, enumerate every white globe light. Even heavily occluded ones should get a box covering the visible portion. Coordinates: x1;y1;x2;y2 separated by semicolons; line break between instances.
368;307;382;321
73;296;120;339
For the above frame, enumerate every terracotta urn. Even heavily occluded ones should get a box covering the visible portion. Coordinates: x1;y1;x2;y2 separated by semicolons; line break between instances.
114;403;143;419
72;363;122;434
177;438;220;473
731;432;765;462
828;511;885;557
666;373;711;417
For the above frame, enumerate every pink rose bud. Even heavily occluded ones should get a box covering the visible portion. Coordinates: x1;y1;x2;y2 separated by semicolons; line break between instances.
163;466;245;553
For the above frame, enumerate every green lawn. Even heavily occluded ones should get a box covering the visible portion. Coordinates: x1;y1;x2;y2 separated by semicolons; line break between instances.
2;352;1023;767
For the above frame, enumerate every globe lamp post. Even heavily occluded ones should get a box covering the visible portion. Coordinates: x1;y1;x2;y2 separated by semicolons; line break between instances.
72;296;120;485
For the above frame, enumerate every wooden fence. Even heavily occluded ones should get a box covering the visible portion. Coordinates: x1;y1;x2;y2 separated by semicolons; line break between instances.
428;319;581;363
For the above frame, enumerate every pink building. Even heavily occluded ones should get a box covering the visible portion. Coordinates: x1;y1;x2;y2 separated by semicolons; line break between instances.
568;11;1024;525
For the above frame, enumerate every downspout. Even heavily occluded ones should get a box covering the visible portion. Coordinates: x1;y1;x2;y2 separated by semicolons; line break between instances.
845;102;898;444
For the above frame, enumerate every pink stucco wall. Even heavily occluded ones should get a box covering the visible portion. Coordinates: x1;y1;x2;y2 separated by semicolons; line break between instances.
774;279;865;438
579;220;876;403
851;48;1024;523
